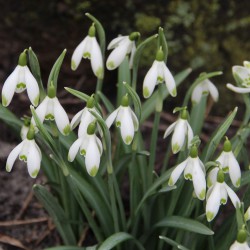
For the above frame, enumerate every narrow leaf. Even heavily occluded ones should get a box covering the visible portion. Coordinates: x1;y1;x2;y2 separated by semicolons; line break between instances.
97;91;114;113
159;236;190;250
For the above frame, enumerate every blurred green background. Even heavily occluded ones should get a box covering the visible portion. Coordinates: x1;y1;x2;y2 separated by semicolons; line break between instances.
0;0;249;115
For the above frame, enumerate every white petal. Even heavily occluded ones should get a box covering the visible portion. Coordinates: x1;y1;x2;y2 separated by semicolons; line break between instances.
163;121;177;138
186;123;194;147
85;137;100;176
107;36;126;50
207;167;219;188
162;64;177;97
228;152;241;187
226;83;250;93
232;66;250;82
191;83;203;104
27;140;41;178
53;97;70;135
192;159;206;200
106;108;119;128
31;96;49;127
220;184;228;205
168;159;188;186
24;66;40;106
184;157;194;180
216;151;228;171
2;66;19;106
120;107;134;145
106;38;131;70
171;119;186;154
68;137;83;162
90;37;104;79
206;183;221;221
224;183;240;208
128;107;139;131
78;110;95;137
19;139;30;162
95;136;103;155
6;141;24;172
142;61;158;98
70;109;84;130
206;80;219;102
230;241;250;250
71;38;87;70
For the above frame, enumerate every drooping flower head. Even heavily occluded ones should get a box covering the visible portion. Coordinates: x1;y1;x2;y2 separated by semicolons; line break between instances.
143;47;176;98
206;168;240;222
6;126;41;178
68;122;103;177
71;24;104;79
31;82;70;136
168;145;206;200
163;108;193;154
106;32;140;70
106;94;139;145
2;50;40;107
230;229;250;250
191;78;219;104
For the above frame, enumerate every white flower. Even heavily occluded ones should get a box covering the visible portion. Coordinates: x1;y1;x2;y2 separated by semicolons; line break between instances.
168;146;206;200
216;138;241;187
68;123;103;177
143;48;177;98
163;109;193;154
230;241;250;250
105;95;139;145
106;32;139;70
227;64;250;93
31;95;70;136
206;169;240;222
191;79;219;104
2;52;39;107
6;128;41;178
71;25;103;79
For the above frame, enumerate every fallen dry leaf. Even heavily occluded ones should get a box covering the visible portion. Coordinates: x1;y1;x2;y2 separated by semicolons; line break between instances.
0;234;30;250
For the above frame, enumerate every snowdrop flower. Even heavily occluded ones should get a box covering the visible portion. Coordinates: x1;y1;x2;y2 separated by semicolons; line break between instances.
191;79;219;104
68;122;102;177
6;127;41;178
230;229;250;250
71;24;103;79
106;94;139;145
168;145;206;200
106;32;140;70
163;108;193;154
2;51;40;107
31;83;70;136
206;169;240;222
70;95;101;137
216;138;241;187
143;47;177;98
227;63;250;93
20;117;31;140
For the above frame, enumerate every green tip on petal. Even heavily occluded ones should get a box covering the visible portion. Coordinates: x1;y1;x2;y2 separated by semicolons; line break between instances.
6;164;11;172
220;198;227;205
107;61;115;70
172;143;180;154
96;67;104;79
67;155;72;162
20;155;27;162
171;88;177;97
33;95;39;107
71;60;77;71
236;178;241;187
207;178;212;188
184;173;192;180
89;166;98;177
17;82;26;90
2;95;8;107
222;166;229;172
31;169;39;178
80;149;86;156
168;177;174;186
45;114;55;120
63;125;71;136
83;52;91;59
125;136;132;145
199;189;206;200
143;87;150;98
116;121;121;127
206;212;214;222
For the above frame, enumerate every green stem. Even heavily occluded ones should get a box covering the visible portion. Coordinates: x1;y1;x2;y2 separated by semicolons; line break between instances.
95;77;104;102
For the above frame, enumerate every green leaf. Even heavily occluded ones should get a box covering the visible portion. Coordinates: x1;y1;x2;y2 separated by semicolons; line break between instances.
157;27;168;62
33;184;76;245
98;232;144;250
97;91;114;113
201;107;238;162
45;246;96;250
47;49;66;91
154;216;214;235
159;236;190;250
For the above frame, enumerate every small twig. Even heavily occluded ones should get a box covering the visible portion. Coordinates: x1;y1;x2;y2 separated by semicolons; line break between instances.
0;217;49;227
77;226;89;246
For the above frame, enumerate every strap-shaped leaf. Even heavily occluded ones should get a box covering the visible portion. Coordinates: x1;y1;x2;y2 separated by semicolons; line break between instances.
33;184;77;245
97;91;114;113
159;236;190;250
154;216;214;235
98;232;144;250
45;247;96;250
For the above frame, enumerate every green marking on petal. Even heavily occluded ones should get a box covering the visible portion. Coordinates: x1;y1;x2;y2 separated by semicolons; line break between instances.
71;60;77;70
33;94;39;107
2;95;8;107
125;136;132;145
83;52;91;59
17;83;26;90
184;173;192;180
207;178;212;188
172;143;180;154
45;114;54;120
89;166;98;177
221;198;227;205
107;61;115;70
171;88;177;97
168;177;174;186
63;124;71;136
199;189;206;200
143;87;150;98
116;121;121;127
96;67;104;79
222;166;229;172
80;149;86;156
236;178;241;187
157;76;164;82
31;169;39;178
6;164;11;172
19;155;27;162
206;212;214;222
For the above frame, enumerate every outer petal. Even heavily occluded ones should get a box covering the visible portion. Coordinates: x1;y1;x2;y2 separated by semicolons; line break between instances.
2;66;19;106
228;152;241;187
206;80;219;102
32;96;49;127
191;83;203;104
143;61;158;98
186;123;194;147
78;110;95;137
230;241;250;250
95;136;103;155
207;167;219;188
85;137;100;177
27;140;41;178
106;108;119;128
162;64;177;97
128;107;139;131
70;109;84;130
206;183;221;221
120;107;134;145
168;159;188;186
226;83;250;93
53;97;70;135
224;183;240;208
184;158;194;180
6;141;24;172
107;36;126;50
220;184;228;205
71;38;87;70
163;121;177;139
216;151;228;171
90;37;104;79
24;66;40;106
171;119;186;154
232;66;250;82
192;159;206;200
68;137;83;162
